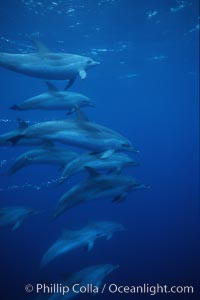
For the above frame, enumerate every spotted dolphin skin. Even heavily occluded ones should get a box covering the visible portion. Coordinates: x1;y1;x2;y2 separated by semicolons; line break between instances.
40;221;125;268
53;167;149;219
0;41;100;88
7;146;78;175
10;82;95;114
48;264;119;300
0;206;39;231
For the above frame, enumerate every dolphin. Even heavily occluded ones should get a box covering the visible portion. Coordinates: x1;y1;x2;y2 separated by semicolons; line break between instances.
53;167;149;219
0;118;45;147
40;221;125;268
0;41;100;88
7;146;78;175
10;82;95;114
0;206;39;231
59;152;139;183
7;112;137;157
48;264;119;300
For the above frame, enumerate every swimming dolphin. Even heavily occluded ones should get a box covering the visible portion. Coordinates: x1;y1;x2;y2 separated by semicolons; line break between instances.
0;118;45;147
10;82;95;114
0;41;100;88
7;146;78;175
40;221;125;268
48;264;119;300
59;152;138;183
7;112;137;157
0;206;39;231
53;167;149;219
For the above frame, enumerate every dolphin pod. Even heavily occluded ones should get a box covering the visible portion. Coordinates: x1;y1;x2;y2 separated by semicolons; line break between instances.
0;40;100;88
40;221;125;268
0;41;148;291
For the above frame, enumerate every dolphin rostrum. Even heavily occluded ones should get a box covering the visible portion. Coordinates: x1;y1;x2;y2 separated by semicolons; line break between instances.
10;82;95;114
53;167;149;219
7;146;78;175
0;206;39;231
59;152;138;183
0;41;100;88
40;221;125;268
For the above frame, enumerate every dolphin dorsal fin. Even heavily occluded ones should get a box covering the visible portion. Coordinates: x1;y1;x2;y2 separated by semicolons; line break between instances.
46;81;58;92
75;107;89;122
85;166;99;178
32;40;51;54
17;118;29;130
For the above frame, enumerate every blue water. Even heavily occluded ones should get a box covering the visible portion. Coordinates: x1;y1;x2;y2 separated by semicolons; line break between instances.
0;0;199;299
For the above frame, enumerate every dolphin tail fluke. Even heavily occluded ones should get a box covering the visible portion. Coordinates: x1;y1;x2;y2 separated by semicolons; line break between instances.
8;134;24;145
10;104;22;110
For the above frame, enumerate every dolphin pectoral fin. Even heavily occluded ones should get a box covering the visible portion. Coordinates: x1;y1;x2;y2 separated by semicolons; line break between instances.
87;240;94;251
85;166;100;178
32;40;51;54
112;192;128;203
100;149;115;159
12;220;22;231
79;70;87;80
65;78;75;90
46;81;58;92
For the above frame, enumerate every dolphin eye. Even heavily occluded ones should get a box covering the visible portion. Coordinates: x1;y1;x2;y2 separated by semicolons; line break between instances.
87;59;93;64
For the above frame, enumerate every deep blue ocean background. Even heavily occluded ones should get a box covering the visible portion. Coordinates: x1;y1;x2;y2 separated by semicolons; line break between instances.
0;0;199;299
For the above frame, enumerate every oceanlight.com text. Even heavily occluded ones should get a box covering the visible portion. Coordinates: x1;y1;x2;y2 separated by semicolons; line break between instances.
25;283;195;296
